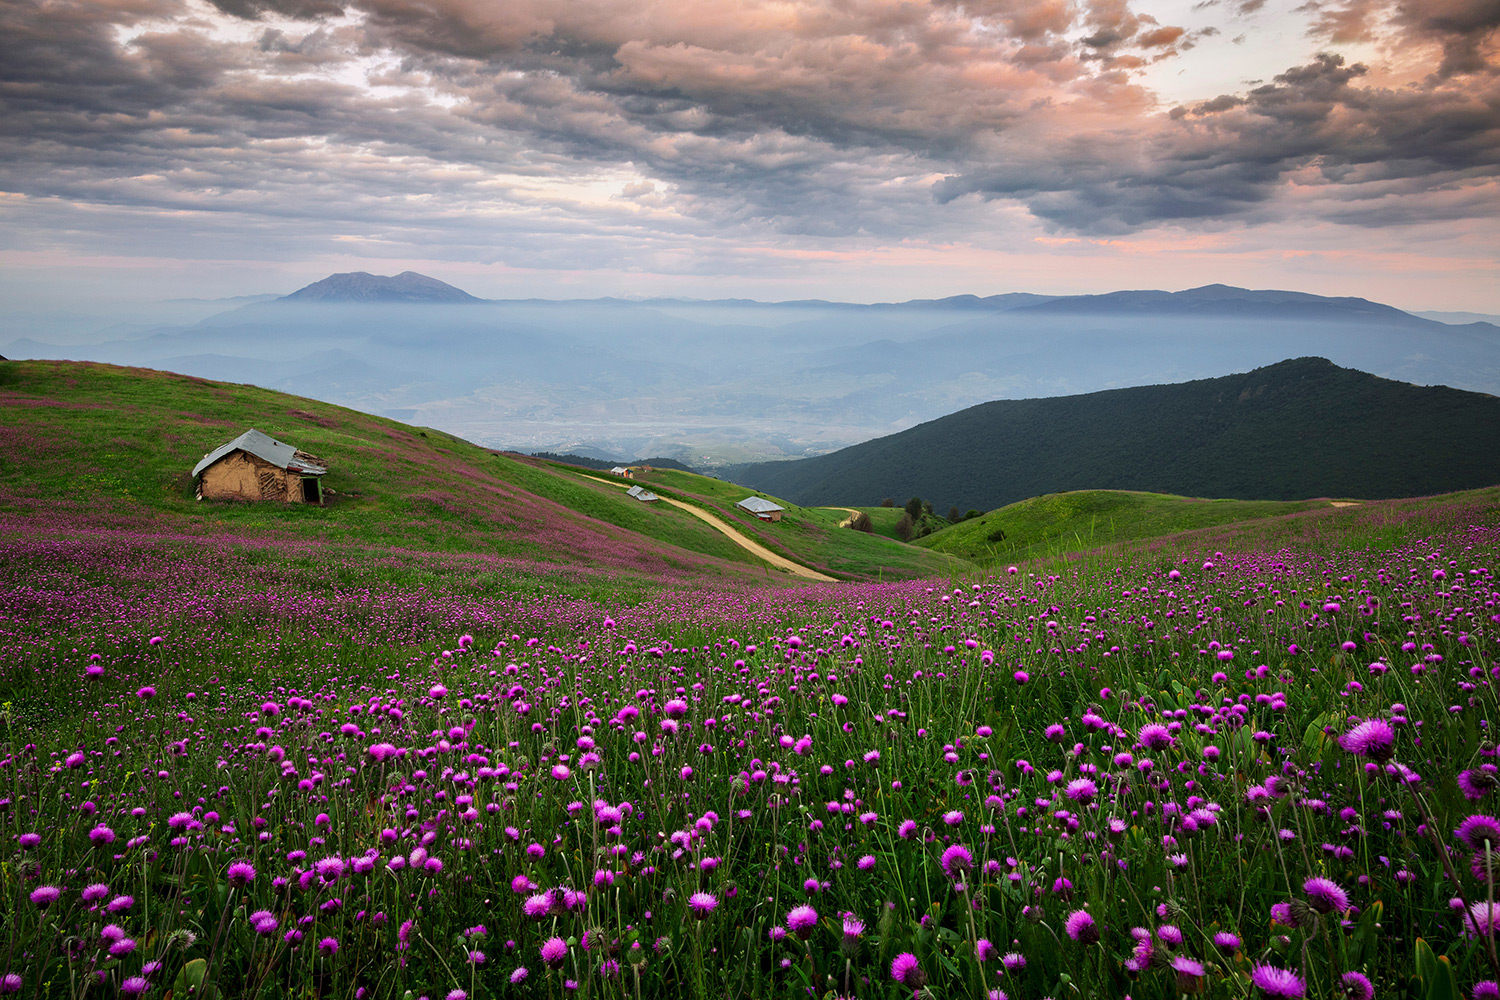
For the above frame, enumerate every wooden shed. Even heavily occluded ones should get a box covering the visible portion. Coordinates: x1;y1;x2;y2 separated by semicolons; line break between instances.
193;428;328;504
736;496;785;522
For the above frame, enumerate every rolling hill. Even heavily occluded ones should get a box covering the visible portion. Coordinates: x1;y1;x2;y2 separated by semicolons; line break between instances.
0;359;962;588
724;357;1500;512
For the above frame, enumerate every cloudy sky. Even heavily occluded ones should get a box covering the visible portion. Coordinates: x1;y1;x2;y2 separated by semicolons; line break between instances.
2;0;1497;312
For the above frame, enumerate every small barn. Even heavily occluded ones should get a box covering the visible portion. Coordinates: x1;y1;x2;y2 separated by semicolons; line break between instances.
626;485;660;502
193;429;328;504
737;496;785;522
610;466;633;478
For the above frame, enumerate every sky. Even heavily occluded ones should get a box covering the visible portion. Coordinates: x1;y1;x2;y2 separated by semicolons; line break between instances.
1;0;1497;315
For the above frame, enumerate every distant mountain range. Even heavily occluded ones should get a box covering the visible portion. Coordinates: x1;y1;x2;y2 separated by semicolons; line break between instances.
724;358;1500;511
5;273;1498;464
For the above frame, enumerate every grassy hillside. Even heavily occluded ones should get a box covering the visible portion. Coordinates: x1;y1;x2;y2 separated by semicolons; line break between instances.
726;357;1500;512
0;360;956;590
917;489;1338;564
601;466;968;580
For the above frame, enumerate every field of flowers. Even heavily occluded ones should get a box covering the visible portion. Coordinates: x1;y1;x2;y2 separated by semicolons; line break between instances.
2;492;1499;1000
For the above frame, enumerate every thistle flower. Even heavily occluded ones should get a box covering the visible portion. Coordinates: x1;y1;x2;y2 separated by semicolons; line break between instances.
1250;964;1306;998
1064;909;1099;944
1457;815;1500;851
0;976;18;995
940;844;974;880
541;937;568;968
120;977;149;997
29;886;61;909
1339;971;1375;1000
1339;719;1395;761
1304;876;1350;914
890;952;925;988
787;905;818;939
226;860;256;887
1172;956;1206;990
687;892;718;919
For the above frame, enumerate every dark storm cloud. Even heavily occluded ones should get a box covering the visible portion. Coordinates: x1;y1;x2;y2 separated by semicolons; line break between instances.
0;0;1495;260
936;53;1500;232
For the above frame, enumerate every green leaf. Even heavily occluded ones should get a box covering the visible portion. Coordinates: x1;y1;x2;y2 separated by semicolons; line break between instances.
171;958;208;999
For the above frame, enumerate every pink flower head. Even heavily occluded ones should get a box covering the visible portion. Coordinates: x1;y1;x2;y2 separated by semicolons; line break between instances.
890;952;925;988
29;886;61;909
786;905;818;939
1064;909;1099;944
1303;876;1349;914
688;892;718;919
540;936;568;968
1250;964;1306;997
1339;719;1395;761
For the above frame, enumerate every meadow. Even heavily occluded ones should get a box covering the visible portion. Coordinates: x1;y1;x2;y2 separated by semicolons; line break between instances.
3;471;1499;1000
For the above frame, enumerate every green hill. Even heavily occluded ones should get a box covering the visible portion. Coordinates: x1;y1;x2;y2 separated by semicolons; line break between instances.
917;489;1337;565
724;357;1500;512
0;360;961;588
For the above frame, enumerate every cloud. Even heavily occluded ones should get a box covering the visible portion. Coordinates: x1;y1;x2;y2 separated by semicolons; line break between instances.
0;0;1494;281
937;52;1500;232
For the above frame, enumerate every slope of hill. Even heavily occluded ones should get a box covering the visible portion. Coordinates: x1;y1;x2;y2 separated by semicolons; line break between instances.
0;360;959;588
917;490;1336;565
725;358;1500;512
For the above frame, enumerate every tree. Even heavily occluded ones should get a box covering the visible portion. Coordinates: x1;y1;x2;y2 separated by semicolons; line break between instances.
881;498;894;507
848;511;873;533
895;512;916;541
948;506;961;523
904;497;924;520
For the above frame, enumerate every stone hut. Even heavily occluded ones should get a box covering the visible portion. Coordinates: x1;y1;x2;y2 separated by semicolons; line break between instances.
193;428;328;503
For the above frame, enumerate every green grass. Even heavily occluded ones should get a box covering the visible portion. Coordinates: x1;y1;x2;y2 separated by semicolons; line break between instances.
0;360;964;588
605;466;971;581
916;489;1341;565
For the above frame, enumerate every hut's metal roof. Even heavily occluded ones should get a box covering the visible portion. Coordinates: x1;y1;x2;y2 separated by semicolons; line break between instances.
626;485;660;501
192;429;328;478
737;496;785;513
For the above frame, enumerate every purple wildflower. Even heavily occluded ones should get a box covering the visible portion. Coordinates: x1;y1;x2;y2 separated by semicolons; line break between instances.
787;905;818;939
1304;876;1350;914
1064;909;1099;944
1339;971;1375;1000
890;952;925;988
1340;719;1395;761
940;844;974;879
1250;964;1307;998
1457;815;1500;851
687;892;718;919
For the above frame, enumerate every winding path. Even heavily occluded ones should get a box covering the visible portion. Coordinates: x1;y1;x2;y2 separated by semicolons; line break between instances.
578;474;837;582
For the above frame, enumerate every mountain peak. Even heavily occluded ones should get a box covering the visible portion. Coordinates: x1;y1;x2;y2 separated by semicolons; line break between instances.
280;271;481;304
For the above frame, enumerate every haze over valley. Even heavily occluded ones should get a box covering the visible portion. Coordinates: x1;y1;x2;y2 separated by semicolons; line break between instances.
8;273;1498;467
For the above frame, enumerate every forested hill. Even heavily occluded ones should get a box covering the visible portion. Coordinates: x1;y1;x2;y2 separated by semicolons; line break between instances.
724;358;1500;512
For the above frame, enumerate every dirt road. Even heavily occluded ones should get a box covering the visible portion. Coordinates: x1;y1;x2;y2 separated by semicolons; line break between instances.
579;474;837;582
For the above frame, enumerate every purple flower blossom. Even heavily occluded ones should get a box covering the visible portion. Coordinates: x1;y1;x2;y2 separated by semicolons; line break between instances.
940;844;973;879
1457;815;1500;851
1064;909;1099;944
1340;719;1395;761
688;892;718;919
1250;964;1306;998
29;886;61;909
787;905;818;939
1304;876;1349;914
540;937;568;968
890;952;925;988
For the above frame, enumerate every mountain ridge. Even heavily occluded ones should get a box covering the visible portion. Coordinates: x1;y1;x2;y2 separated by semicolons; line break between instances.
724;357;1500;511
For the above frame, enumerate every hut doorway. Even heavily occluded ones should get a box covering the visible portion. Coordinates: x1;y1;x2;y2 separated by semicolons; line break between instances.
301;476;323;504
